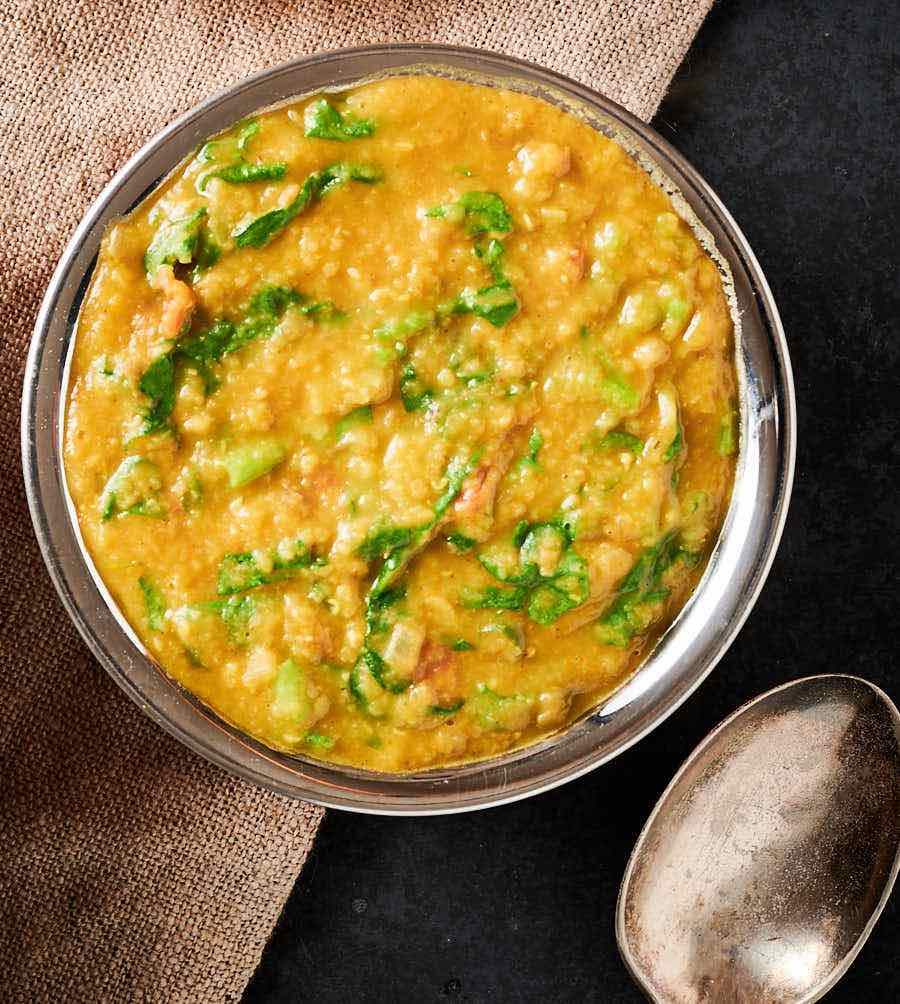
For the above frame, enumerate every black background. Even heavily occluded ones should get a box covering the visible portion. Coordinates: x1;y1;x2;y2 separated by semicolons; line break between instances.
245;1;900;1000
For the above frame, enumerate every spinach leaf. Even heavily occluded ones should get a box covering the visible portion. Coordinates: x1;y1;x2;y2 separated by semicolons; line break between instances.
233;162;382;248
198;161;287;192
138;576;167;631
460;585;527;610
594;429;644;455
136;283;312;431
357;524;415;562
430;699;465;716
595;530;683;647
144;209;207;279
138;355;177;434
399;363;434;412
427;191;513;235
663;424;684;462
453;282;519;327
334;405;373;441
471;520;588;625
190;227;221;282
475;237;507;281
364;584;406;636
100;456;165;521
303;98;375;141
217;538;321;595
519;427;543;468
446;531;476;553
718;409;737;455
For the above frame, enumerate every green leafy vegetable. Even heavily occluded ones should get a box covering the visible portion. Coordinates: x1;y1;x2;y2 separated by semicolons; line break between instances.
305;731;335;750
450;639;474;652
202;118;260;161
459;585;527;610
271;659;311;721
594;429;644;455
447;232;519;326
357;525;414;562
718;409;737;455
190;227;221;282
373;309;434;361
446;531;476;553
180;469;204;512
299;299;345;321
517;426;543;469
470;683;530;731
217;538;320;595
233;162;381;248
100;456;165;520
471;520;589;625
352;646;409;699
399;364;434;412
512;520;531;547
356;449;483;709
303;98;376;141
334;405;373;441
597;348;640;410
222;438;287;488
199;161;287;192
595;531;683;647
475;238;507;282
219;594;255;645
452;282;519;327
663;424;684;463
136;284;309;432
364;584;406;636
138;576;166;631
433;450;483;524
430;699;465;716
236;118;260;152
137;356;177;435
427;191;513;235
196;118;287;193
144;209;207;279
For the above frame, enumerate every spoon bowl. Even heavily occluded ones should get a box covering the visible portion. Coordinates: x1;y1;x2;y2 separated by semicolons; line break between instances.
617;675;900;1003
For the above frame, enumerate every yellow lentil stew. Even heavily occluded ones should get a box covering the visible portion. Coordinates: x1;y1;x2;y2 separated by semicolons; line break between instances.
64;76;737;772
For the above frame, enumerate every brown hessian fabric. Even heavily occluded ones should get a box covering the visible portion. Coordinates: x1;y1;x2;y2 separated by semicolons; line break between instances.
0;1;712;1000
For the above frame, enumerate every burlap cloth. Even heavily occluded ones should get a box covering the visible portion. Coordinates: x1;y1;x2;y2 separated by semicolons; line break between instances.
0;1;713;1000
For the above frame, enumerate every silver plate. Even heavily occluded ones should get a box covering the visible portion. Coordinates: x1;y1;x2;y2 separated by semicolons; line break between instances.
21;44;796;814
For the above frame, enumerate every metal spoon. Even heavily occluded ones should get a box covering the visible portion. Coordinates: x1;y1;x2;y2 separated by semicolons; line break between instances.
617;675;900;1003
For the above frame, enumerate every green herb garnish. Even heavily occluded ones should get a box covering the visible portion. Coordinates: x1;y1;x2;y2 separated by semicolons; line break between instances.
303;98;375;141
138;576;166;631
718;409;737;455
144;209;207;280
427;191;513;235
233;162;381;249
199;161;287;192
100;456;165;520
595;531;683;647
334;405;373;441
594;429;644;456
430;699;465;716
217;538;321;595
399;364;435;412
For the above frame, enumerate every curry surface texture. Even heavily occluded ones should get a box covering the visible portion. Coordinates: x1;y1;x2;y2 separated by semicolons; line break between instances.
64;76;737;772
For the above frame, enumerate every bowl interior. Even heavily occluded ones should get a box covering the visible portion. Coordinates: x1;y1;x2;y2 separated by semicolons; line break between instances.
22;45;795;814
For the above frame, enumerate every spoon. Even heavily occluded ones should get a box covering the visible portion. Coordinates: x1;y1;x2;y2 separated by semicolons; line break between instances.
617;675;900;1003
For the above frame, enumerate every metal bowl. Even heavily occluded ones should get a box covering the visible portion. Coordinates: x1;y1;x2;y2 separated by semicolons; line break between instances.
21;44;795;814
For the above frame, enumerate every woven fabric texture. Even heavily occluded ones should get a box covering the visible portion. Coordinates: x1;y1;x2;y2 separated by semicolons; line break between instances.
0;1;711;1000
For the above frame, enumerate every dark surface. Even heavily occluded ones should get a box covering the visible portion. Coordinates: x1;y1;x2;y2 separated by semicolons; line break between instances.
245;1;900;1000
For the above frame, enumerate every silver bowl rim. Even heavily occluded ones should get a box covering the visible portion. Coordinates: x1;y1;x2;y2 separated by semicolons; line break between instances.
21;43;796;815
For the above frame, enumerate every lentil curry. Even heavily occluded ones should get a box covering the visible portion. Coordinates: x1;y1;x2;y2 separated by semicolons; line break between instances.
64;76;737;772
